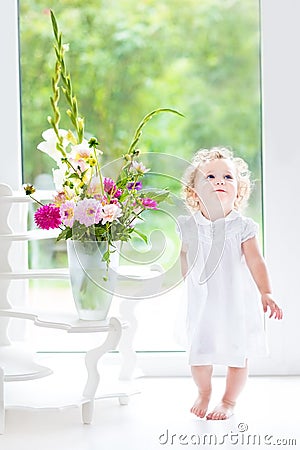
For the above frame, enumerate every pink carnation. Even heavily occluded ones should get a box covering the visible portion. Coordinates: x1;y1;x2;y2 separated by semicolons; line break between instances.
34;204;62;230
101;203;122;224
141;198;158;210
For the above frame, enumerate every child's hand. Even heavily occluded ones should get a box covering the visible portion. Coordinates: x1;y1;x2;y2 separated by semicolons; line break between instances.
261;293;283;320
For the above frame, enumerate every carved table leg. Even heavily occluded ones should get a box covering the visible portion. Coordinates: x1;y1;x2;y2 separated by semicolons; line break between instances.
81;317;122;424
0;367;4;434
118;300;139;380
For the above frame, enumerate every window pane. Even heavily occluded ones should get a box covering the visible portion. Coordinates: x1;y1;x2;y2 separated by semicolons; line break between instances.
19;0;261;351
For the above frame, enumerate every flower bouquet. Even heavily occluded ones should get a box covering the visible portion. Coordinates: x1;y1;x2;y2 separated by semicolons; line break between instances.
24;11;181;318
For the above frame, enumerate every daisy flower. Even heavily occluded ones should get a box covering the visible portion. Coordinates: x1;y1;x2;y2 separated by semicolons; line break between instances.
74;198;102;227
131;161;150;175
60;200;76;227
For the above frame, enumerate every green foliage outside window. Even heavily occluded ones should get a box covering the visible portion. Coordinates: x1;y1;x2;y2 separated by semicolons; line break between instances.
20;0;261;269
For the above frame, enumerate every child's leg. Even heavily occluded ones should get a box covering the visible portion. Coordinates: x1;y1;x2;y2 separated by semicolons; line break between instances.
207;360;248;420
190;365;213;418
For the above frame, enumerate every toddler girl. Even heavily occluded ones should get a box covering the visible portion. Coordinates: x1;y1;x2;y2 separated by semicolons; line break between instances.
177;147;283;420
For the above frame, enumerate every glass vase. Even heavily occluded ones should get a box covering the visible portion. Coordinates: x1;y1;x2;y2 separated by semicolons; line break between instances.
67;240;120;320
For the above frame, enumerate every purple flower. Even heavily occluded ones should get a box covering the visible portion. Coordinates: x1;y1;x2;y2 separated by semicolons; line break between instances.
141;198;158;210
127;181;142;191
34;204;62;230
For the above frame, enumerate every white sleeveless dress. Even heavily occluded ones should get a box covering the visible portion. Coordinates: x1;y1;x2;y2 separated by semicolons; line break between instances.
177;209;268;368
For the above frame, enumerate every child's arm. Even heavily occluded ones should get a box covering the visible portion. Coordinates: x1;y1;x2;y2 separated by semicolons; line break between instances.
242;237;283;320
180;248;188;280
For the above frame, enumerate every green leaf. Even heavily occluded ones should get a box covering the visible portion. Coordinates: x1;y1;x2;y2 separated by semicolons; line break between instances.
142;189;170;203
50;10;59;40
68;173;81;180
56;227;72;241
102;250;110;262
132;228;148;244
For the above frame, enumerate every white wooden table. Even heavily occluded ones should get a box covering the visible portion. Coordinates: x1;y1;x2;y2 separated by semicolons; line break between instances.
0;309;137;434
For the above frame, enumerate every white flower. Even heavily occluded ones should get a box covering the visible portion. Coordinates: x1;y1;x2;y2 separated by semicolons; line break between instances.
101;204;122;224
52;167;65;191
70;139;92;160
37;128;69;165
131;160;150;174
87;176;102;196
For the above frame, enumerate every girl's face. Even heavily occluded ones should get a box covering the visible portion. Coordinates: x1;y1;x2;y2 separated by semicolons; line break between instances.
194;158;238;218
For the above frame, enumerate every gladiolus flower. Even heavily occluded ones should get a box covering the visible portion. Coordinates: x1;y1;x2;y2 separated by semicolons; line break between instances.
34;204;62;229
37;128;68;164
70;139;92;159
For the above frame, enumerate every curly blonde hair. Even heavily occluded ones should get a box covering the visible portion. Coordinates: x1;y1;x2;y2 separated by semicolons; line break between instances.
183;147;252;212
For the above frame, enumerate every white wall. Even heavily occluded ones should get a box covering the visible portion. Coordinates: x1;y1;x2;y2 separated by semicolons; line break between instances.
0;0;22;189
260;0;300;374
0;0;27;341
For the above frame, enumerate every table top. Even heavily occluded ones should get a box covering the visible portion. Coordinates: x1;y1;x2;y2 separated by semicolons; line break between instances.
0;308;128;333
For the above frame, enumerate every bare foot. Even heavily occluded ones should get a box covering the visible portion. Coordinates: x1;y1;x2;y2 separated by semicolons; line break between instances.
190;390;211;418
206;399;235;420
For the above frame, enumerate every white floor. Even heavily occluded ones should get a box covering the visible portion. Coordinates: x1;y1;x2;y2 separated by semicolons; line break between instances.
0;355;299;450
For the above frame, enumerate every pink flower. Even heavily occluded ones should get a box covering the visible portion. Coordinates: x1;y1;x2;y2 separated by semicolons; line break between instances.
103;177;115;192
103;177;122;198
53;191;67;206
101;204;122;224
113;188;122;198
34;204;62;230
87;176;102;196
109;198;120;205
131;161;150;174
74;198;102;227
60;201;76;227
69;157;88;173
141;198;158;209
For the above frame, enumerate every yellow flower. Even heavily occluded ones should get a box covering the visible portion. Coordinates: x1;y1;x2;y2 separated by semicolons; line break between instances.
88;156;97;167
23;183;36;195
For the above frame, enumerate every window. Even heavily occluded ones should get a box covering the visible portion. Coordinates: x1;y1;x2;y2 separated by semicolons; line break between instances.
19;0;262;353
